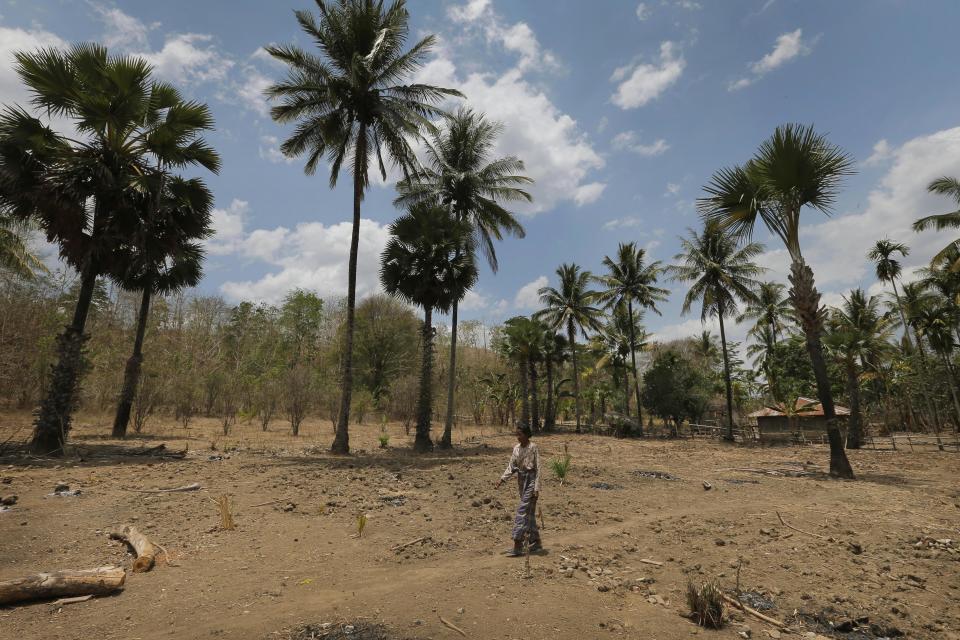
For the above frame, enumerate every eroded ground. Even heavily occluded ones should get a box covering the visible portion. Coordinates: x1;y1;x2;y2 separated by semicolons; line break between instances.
1;413;958;640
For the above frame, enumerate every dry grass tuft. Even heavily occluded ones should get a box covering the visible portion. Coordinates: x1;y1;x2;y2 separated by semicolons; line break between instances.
686;580;725;629
214;494;235;530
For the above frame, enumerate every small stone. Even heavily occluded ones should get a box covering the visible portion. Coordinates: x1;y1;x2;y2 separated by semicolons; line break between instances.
715;539;726;546
457;607;465;614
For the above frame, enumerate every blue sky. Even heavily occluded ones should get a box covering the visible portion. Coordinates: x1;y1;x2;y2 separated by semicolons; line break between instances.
3;0;960;342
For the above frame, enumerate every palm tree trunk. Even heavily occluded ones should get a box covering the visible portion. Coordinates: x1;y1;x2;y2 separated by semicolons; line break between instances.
519;356;530;430
568;321;582;434
627;301;644;435
717;305;736;442
332;132;367;455
414;307;435;453
544;355;555;431
529;359;540;432
788;258;855;479
112;286;152;438
890;279;914;349
845;359;863;449
940;354;960;441
439;299;458;449
913;330;945;450
31;262;98;455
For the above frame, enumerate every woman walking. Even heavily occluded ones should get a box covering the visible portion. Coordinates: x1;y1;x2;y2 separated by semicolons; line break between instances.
495;426;543;556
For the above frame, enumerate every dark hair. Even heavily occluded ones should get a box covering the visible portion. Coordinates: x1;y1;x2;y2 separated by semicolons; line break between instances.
517;426;532;438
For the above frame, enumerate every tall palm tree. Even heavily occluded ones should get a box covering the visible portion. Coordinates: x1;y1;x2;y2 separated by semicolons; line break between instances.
0;44;188;454
698;123;857;478
868;239;914;348
738;281;792;343
595;242;667;435
669;222;764;441
112;175;215;437
914;303;960;436
500;316;545;432
535;264;603;433
395;107;531;448
540;329;567;431
267;0;462;454
380;204;476;452
825;289;893;449
914;177;960;271
599;304;649;429
0;215;46;279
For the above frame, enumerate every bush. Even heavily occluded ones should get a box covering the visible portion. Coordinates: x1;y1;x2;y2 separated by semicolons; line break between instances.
686;580;725;629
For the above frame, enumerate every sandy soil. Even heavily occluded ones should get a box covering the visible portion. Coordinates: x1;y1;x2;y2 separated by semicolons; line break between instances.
1;412;959;640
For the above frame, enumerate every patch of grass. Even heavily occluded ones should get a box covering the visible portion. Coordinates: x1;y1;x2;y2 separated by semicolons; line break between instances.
356;513;368;538
549;444;572;485
378;430;390;448
686;580;725;629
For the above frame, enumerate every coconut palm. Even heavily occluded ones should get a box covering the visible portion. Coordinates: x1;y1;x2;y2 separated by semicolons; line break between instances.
540;329;567;431
599;304;649;431
0;44;213;454
913;177;960;271
395;107;531;448
380;204;476;452
825;289;893;449
267;0;462;454
669;222;764;441
738;281;792;343
500;316;546;432
595;242;667;435
535;264;603;434
900;281;946;449
111;175;215;437
698;123;856;477
867;239;914;348
914;303;960;436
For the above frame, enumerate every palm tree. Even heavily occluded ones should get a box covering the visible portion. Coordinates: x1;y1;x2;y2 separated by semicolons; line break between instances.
380;204;476;452
267;0;462;454
738;281;792;343
595;242;667;435
900;281;946;449
868;239;914;348
112;175;215;437
500;316;545;432
540;329;567;431
914;177;960;271
698;123;857;477
914;303;960;438
0;44;191;454
395;107;531;448
535;264;603;433
825;290;893;449
669;222;764;441
0;215;46;279
599;304;649;430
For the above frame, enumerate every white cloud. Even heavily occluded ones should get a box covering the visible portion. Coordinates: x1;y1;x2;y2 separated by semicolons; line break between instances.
729;28;814;91
415;50;604;214
206;199;250;255
610;41;685;109
864;139;893;167
0;22;69;123
91;3;152;51
514;276;548;309
447;0;559;73
665;182;681;196
218;215;392;304
674;0;702;9
636;3;651;20
142;33;234;85
755;126;960;292
258;135;295;164
612;130;670;157
602;216;644;230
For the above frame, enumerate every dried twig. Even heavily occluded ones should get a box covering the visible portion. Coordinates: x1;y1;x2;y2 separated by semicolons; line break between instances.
128;482;202;494
776;511;825;540
638;558;663;566
438;613;468;637
722;594;789;631
391;536;429;552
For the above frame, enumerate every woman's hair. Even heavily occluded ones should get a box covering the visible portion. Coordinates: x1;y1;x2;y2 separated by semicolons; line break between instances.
517;426;532;438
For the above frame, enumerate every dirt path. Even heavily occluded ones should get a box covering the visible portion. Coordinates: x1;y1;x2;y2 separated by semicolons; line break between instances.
1;415;959;639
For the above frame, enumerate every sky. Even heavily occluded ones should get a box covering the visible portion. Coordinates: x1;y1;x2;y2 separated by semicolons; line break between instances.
3;0;960;345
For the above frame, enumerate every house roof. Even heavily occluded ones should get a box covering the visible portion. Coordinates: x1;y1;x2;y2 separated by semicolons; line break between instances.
747;396;850;418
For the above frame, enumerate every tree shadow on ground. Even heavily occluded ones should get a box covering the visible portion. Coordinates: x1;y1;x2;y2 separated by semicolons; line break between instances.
268;442;514;473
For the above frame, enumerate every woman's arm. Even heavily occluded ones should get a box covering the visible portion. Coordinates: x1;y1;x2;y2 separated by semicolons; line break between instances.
496;447;517;486
533;445;542;494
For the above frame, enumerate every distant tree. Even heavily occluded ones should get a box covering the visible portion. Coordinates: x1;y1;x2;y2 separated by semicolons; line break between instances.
669;222;764;441
267;0;462;454
535;264;603;433
867;239;913;348
380;204;477;452
0;216;45;279
641;348;711;435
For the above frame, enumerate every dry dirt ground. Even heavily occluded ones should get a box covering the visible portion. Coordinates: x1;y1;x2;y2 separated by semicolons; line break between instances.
1;412;959;640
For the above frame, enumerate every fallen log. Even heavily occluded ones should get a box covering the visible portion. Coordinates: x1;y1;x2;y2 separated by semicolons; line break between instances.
127;482;202;494
109;526;159;572
0;566;125;606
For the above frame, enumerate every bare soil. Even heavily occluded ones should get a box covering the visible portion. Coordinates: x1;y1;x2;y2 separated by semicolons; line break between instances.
1;412;959;640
